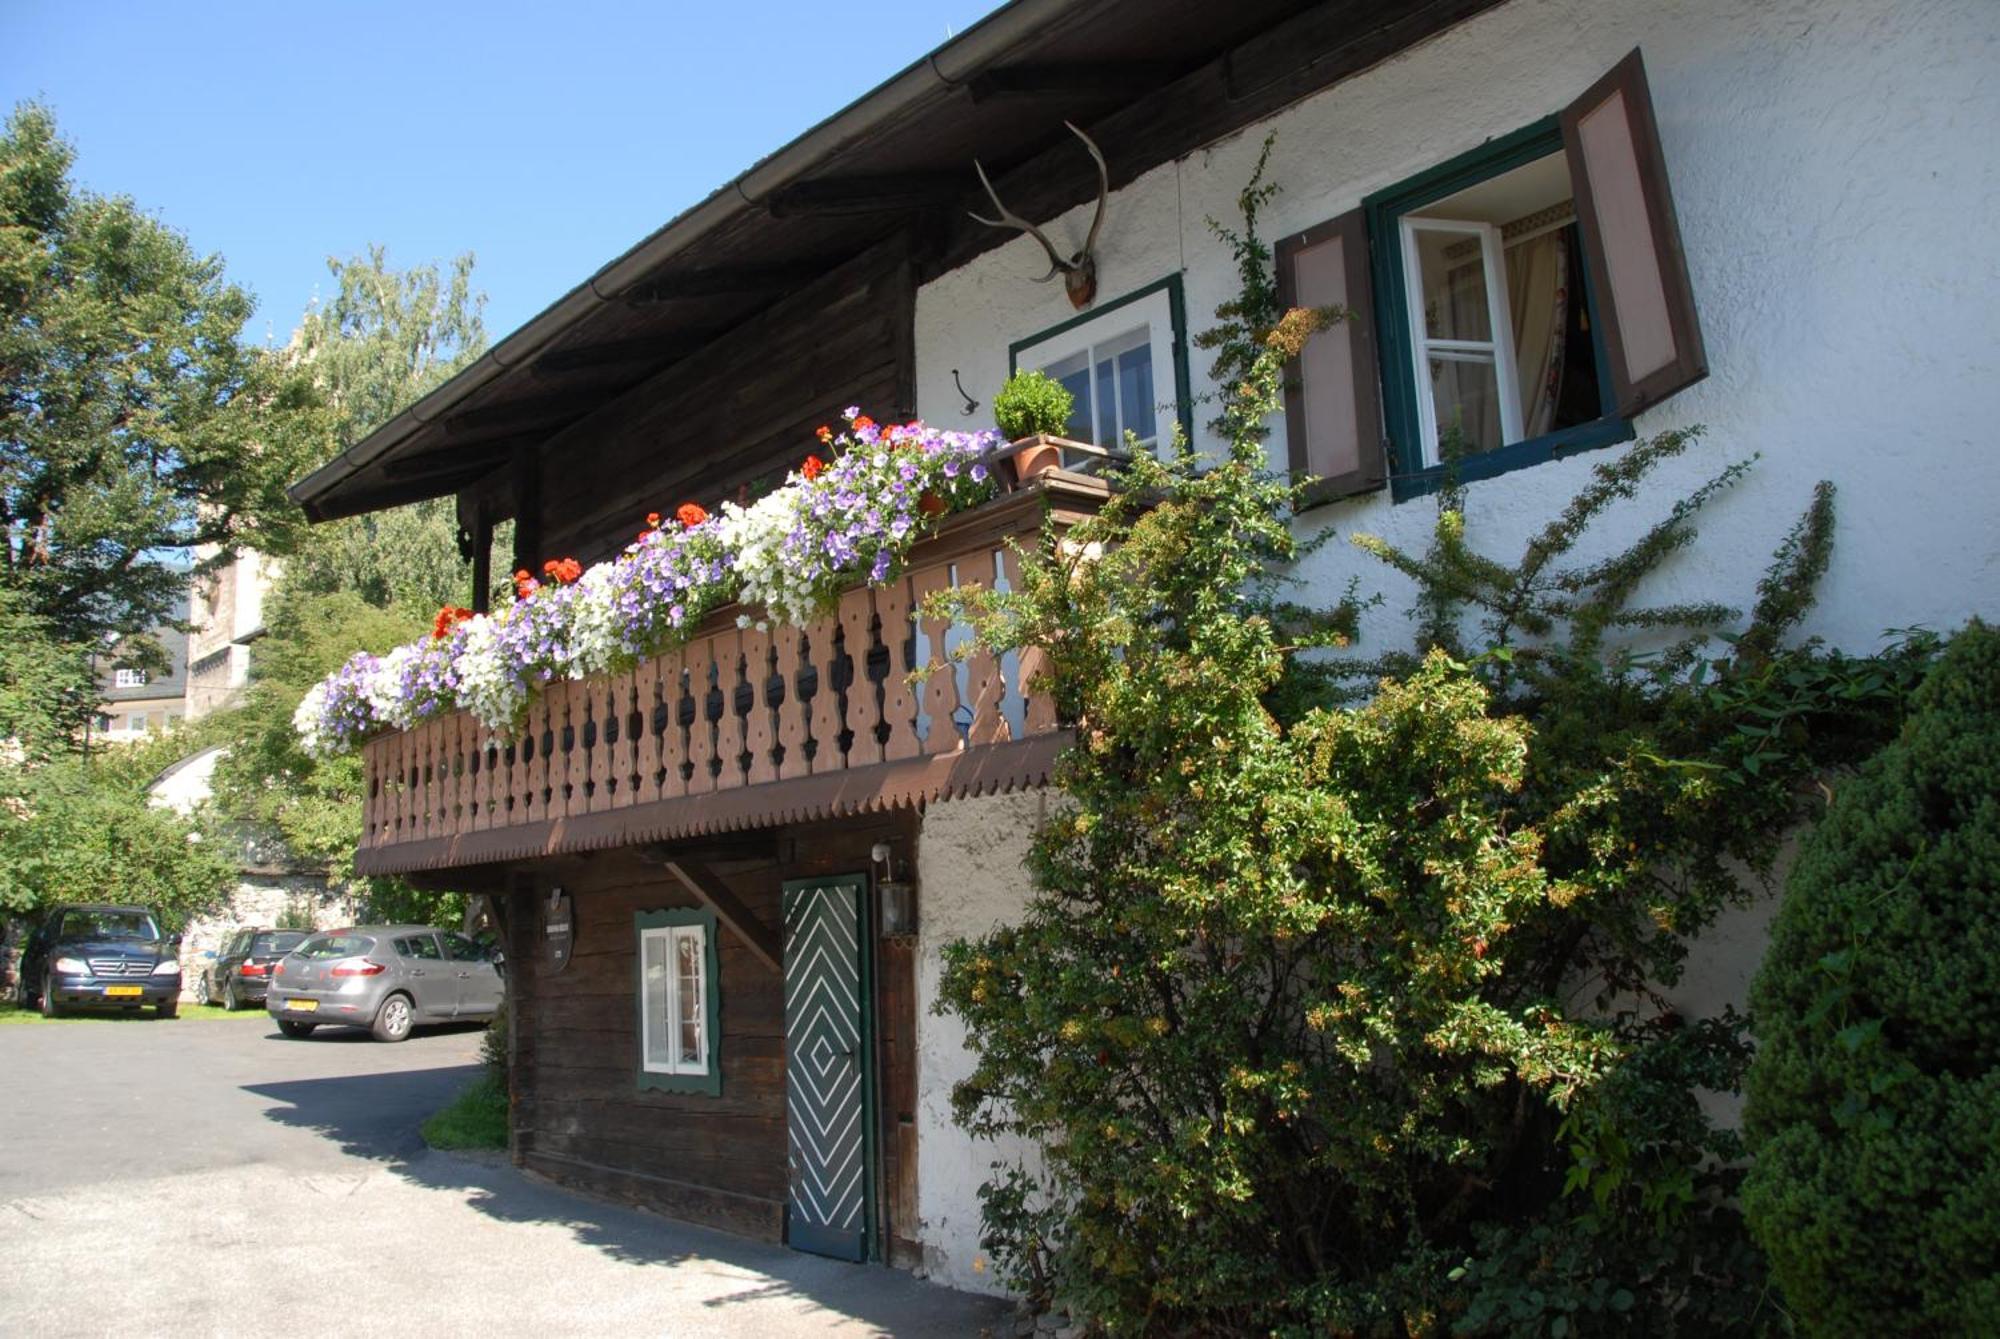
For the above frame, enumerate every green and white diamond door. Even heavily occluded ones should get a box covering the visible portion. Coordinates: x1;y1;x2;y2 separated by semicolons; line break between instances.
782;875;873;1261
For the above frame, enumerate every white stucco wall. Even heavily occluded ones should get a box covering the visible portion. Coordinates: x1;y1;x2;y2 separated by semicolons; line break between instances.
913;788;1050;1296
917;0;2000;655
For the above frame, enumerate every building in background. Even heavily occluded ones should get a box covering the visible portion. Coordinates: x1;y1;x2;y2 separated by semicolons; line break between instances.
90;596;187;747
184;548;273;721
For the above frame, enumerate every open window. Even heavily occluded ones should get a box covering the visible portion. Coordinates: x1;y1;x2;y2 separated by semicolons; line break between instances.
1009;278;1189;461
636;908;721;1095
1277;48;1705;502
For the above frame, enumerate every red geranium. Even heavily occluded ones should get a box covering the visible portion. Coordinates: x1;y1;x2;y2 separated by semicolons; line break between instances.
815;425;833;444
431;605;473;640
542;557;583;584
513;569;539;600
675;502;709;529
645;511;661;528
852;415;876;433
801;455;825;481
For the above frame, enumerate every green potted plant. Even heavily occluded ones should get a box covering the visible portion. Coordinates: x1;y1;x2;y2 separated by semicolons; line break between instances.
992;369;1080;483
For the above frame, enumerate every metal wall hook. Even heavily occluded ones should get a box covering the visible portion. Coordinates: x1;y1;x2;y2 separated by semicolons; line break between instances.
951;368;980;416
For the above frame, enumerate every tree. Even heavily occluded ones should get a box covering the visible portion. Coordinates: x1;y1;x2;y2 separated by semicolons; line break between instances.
0;103;315;649
0;723;236;927
206;246;489;922
275;246;488;613
1743;623;2000;1334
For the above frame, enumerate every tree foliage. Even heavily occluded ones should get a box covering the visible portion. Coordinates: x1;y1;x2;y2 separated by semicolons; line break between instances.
205;246;489;922
1742;623;2000;1334
0;102;315;649
0;722;235;926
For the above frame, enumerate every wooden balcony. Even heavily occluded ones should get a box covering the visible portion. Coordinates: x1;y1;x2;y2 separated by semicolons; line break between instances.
353;474;1105;875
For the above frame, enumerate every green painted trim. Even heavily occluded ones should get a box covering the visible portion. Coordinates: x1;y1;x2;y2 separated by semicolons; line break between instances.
1007;274;1195;446
780;873;876;1263
1366;117;1633;501
634;906;722;1096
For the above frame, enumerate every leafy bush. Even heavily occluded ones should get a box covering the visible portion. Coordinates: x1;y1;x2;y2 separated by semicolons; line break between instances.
992;369;1075;440
1743;622;2000;1333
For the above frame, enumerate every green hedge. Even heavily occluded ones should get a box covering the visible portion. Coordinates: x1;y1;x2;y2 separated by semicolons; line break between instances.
1744;622;2000;1332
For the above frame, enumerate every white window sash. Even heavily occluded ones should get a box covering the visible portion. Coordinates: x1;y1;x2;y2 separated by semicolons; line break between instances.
1399;216;1524;466
640;923;710;1076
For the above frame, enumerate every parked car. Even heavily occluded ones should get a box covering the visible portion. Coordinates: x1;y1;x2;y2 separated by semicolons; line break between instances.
196;928;310;1010
267;925;504;1042
14;904;182;1018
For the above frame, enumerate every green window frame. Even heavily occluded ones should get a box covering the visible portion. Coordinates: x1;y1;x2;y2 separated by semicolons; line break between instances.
1007;274;1194;454
634;907;722;1096
1365;118;1633;502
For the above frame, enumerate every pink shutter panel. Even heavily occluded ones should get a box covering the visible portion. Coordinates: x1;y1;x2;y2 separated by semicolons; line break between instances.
1562;48;1708;417
1275;208;1385;502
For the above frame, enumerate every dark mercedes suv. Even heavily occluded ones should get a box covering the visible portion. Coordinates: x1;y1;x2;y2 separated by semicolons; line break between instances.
14;904;183;1018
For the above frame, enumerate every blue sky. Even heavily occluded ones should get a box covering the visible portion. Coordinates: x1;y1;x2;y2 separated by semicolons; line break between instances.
2;0;1003;342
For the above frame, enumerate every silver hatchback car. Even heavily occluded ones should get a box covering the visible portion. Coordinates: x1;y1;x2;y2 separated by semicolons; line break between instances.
267;925;504;1042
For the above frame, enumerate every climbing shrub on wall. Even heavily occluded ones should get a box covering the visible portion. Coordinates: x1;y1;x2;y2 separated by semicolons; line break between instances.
1742;623;2000;1335
931;147;1941;1335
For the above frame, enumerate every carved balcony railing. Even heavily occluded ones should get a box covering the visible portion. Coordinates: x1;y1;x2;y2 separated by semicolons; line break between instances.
353;475;1105;874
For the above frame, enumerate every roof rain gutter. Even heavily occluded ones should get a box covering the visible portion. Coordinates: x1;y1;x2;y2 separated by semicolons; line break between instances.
289;0;1081;520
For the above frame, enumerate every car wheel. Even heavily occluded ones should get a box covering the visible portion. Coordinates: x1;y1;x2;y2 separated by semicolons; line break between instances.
39;973;62;1019
156;1000;178;1020
277;1019;317;1039
192;974;211;1006
371;993;414;1043
221;982;239;1011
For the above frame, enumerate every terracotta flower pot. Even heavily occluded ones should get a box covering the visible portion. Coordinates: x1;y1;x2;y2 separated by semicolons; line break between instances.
918;491;948;517
1007;434;1065;485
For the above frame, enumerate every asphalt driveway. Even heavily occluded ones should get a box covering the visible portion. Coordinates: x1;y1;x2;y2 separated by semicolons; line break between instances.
0;1013;1008;1337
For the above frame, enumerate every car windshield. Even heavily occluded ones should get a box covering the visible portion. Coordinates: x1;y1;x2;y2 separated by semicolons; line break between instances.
59;910;159;940
296;933;373;960
251;932;309;957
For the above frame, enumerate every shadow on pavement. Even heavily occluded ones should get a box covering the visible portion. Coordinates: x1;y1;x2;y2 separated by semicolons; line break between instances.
243;1058;1008;1336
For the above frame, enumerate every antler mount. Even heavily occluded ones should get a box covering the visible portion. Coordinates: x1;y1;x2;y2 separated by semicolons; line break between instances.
970;122;1110;310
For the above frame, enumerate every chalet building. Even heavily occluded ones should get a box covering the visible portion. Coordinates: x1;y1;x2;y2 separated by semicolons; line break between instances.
286;0;1999;1295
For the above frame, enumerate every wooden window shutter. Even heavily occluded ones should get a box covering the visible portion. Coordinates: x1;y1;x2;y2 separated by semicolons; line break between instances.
1276;208;1385;502
1562;48;1708;417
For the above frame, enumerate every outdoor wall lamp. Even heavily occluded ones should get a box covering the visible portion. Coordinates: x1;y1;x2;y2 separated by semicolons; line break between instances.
871;841;917;939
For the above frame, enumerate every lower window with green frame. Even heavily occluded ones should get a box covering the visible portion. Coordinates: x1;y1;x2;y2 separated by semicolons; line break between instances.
635;907;721;1095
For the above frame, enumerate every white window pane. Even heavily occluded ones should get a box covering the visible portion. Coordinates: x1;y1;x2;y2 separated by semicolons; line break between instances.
1117;347;1154;447
676;930;703;1068
1414;231;1494;343
642;933;673;1069
1428;356;1505;455
1094;356;1117;445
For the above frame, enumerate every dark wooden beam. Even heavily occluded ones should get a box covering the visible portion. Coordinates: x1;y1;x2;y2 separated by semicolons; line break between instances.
660;857;782;975
765;173;966;219
381;436;540;479
442;390;612;439
966;61;1182;104
622;260;842;304
531;333;722;376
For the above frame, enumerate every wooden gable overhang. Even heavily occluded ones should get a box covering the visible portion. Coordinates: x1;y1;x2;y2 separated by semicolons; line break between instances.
286;0;1502;539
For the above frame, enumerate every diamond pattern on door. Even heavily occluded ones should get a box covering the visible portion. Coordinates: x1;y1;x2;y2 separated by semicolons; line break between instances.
783;877;868;1261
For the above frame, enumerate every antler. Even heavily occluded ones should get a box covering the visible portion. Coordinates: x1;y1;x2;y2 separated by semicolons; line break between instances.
970;159;1068;282
968;122;1112;308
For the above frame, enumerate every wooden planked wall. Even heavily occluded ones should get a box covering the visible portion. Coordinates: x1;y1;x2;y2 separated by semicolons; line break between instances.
525;238;917;571
502;809;920;1253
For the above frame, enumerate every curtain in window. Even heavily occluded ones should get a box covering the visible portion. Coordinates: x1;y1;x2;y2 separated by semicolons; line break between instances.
1507;232;1570;440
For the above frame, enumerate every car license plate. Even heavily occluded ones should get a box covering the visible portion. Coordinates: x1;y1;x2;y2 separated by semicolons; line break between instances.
104;985;143;998
287;998;318;1013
